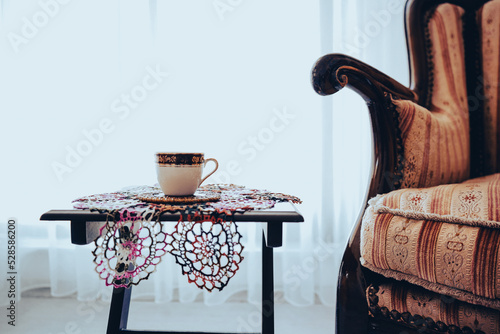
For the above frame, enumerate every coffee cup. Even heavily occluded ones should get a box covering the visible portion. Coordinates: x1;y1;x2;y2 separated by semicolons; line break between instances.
155;152;219;196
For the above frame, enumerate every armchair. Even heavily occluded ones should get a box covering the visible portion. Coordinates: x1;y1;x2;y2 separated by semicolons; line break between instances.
312;0;500;333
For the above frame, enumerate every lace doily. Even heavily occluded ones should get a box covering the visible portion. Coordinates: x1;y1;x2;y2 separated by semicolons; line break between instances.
93;208;167;288
166;213;244;291
72;184;301;291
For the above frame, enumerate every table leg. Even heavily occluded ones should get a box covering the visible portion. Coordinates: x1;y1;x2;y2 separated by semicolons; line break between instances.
107;286;132;334
262;231;275;334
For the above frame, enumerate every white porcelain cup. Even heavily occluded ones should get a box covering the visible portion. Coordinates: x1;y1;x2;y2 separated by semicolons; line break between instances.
155;152;219;196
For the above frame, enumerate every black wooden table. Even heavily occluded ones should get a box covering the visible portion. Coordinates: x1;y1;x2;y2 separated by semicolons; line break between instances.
40;202;304;334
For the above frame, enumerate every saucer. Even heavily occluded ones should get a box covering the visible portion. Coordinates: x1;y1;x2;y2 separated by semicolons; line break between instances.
137;190;221;204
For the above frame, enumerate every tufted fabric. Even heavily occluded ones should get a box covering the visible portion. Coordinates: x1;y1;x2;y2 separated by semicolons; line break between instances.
398;4;470;189
367;282;500;333
361;173;500;310
479;0;500;175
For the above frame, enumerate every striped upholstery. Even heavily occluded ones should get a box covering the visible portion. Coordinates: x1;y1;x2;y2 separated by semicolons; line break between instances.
399;4;470;188
479;0;500;174
359;1;500;328
361;173;500;310
367;282;500;333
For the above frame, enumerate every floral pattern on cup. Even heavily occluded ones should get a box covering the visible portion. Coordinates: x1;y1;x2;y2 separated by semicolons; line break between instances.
156;153;204;165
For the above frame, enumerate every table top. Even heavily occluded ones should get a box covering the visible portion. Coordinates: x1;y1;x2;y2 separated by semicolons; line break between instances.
40;202;304;246
40;202;304;223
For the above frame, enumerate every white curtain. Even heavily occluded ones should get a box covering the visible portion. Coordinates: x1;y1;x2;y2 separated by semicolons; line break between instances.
0;0;408;309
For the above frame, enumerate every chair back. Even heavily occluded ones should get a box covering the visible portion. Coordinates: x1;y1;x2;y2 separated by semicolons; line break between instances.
404;0;498;185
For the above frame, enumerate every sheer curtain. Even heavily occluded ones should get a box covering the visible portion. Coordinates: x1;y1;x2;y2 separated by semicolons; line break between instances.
0;0;408;309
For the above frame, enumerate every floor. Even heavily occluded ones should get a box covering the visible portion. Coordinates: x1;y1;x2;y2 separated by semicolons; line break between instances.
1;289;334;334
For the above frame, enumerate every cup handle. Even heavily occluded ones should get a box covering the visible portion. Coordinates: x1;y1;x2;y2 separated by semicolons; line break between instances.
199;158;219;186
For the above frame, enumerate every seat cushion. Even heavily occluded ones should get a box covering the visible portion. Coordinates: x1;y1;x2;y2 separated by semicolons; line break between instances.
367;281;500;334
361;173;500;310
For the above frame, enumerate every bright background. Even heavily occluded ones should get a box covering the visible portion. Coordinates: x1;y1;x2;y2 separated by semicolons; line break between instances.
0;0;408;310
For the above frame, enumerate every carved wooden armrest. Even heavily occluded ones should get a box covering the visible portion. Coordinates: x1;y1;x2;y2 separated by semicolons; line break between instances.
312;53;415;197
311;53;417;103
311;53;417;334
